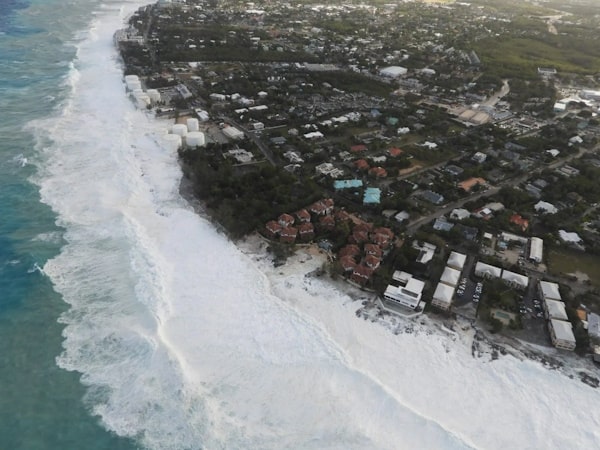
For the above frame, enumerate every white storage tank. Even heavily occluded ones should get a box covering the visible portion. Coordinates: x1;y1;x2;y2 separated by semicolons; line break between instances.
125;75;139;83
186;131;205;148
126;77;142;91
162;133;182;151
135;93;151;108
186;118;199;132
146;89;161;103
171;124;188;137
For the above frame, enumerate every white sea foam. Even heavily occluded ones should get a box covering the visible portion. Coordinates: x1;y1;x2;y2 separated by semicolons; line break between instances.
29;2;600;450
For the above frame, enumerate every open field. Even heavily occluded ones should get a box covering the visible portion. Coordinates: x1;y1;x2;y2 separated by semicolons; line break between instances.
547;248;600;287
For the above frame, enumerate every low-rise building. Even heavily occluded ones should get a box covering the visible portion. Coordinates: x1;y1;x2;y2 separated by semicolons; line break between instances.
447;251;467;271
548;319;576;351
529;237;544;263
501;270;529;290
539;280;561;302
544;299;569;321
432;282;454;311
440;266;461;287
383;272;425;310
475;261;502;279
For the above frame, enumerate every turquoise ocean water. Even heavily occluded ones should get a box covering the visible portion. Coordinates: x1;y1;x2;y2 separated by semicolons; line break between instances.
0;0;136;447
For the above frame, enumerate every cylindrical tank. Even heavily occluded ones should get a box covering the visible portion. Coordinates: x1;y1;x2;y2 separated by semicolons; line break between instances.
125;75;139;83
127;80;142;91
135;93;151;108
186;131;205;148
186;118;199;132
171;124;188;137
162;133;182;151
146;89;161;103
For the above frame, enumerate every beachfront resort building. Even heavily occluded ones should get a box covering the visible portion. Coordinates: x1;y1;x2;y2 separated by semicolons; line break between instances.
548;319;576;351
383;271;425;310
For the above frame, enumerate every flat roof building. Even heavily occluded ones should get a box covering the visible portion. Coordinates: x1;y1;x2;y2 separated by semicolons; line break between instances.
539;280;561;302
529;237;543;263
475;261;502;279
447;251;466;271
549;319;576;351
501;270;529;290
544;299;569;321
383;274;425;310
432;282;454;311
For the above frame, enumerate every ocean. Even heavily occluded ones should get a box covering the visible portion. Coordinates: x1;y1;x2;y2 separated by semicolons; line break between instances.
1;0;600;449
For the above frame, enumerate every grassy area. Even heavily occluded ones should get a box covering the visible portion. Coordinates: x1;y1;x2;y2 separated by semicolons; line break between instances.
474;37;600;78
547;248;600;287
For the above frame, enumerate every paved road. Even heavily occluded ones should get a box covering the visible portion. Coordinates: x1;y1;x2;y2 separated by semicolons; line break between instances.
405;143;599;235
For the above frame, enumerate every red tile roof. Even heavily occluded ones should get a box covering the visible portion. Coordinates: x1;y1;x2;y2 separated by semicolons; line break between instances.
389;147;404;157
339;244;361;258
369;166;388;178
510;214;529;231
295;209;311;223
351;265;374;284
265;220;282;238
280;226;298;243
340;255;358;272
354;159;370;171
350;144;368;153
278;213;295;227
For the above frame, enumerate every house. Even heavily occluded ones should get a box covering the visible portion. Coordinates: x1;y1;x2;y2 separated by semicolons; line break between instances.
458;177;486;193
339;255;357;272
475;261;502;279
558;230;582;244
295;209;311;223
280;227;298;244
433;217;454;232
413;240;436;264
265;220;282;239
548;319;576;351
339;244;361;258
450;208;470;221
419;190;445;205
534;201;558;215
364;255;381;270
298;223;315;241
472;152;487;163
371;227;394;248
445;165;464;177
473;207;493;220
315;162;344;178
510;214;529;232
388;147;404;157
309;199;334;216
278;213;295;228
354;159;370;171
394;211;410;223
432;282;454;311
319;215;335;231
455;224;478;241
364;244;383;258
350;144;368;153
351;264;374;285
369;167;388;178
383;271;425;310
544;299;569;321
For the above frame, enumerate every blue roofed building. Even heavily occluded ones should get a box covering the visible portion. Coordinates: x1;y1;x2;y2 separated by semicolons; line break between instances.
363;187;381;204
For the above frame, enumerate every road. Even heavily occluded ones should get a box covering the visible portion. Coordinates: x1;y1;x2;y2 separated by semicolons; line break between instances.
405;143;599;235
222;116;278;166
481;80;510;107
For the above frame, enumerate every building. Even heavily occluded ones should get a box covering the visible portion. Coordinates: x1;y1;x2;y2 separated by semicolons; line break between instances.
548;319;576;351
413;240;436;265
544;299;569;321
440;266;461;287
222;126;245;140
432;282;454;311
534;201;558;215
588;313;600;358
447;251;467;271
379;66;408;78
528;237;543;263
501;270;529;290
539;280;561;302
475;261;502;279
383;271;425;310
450;208;470;221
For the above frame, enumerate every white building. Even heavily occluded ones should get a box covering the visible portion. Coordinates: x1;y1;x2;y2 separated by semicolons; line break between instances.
383;272;425;310
534;201;558;215
440;266;461;287
447;251;466;271
475;261;502;279
544;299;569;321
501;270;529;290
222;126;245;140
559;230;582;244
450;208;470;221
432;282;454;311
413;240;436;265
379;66;408;78
539;280;561;302
528;237;543;263
549;319;576;351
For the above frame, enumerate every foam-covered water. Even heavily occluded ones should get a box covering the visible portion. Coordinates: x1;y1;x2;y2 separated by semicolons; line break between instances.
11;0;600;449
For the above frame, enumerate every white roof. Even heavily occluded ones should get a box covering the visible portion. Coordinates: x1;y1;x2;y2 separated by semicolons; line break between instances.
545;299;568;321
475;261;502;278
379;66;407;77
440;266;461;287
451;208;470;220
501;270;529;288
589;313;600;339
550;319;575;344
529;237;543;262
392;270;412;284
433;282;454;305
539;280;561;301
447;251;466;270
405;277;425;295
535;201;558;214
559;230;582;243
